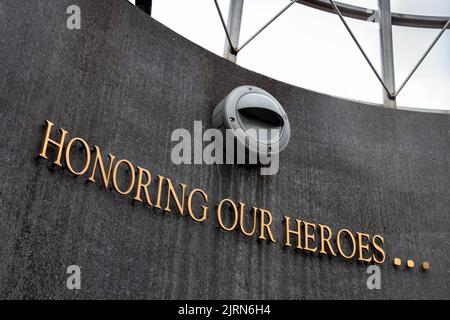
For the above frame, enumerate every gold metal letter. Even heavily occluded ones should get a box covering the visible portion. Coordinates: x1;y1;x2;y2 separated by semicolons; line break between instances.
216;199;239;231
372;235;386;264
284;216;302;249
239;203;258;237
134;166;153;206
357;232;372;263
336;228;356;260
187;188;208;222
38;120;68;167
164;178;187;215
65;137;91;176
112;159;136;195
303;221;317;253
259;209;276;243
318;224;337;256
154;175;165;209
88;146;116;188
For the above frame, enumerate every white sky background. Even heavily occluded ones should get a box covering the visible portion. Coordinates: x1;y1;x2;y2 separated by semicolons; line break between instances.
129;0;450;110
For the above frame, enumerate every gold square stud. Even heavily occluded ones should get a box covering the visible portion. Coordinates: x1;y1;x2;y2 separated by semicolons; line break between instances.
422;261;430;271
406;260;415;268
393;258;401;266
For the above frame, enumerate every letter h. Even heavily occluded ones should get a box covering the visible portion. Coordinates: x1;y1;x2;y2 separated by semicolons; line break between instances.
38;120;68;167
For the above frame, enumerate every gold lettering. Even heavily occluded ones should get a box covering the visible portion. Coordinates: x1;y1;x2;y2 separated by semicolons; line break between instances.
88;146;115;188
357;232;372;263
284;216;302;249
154;175;165;209
38;120;68;167
372;235;386;264
318;224;337;256
164;178;186;215
65;137;91;176
187;188;208;222
134;166;153;206
239;203;258;237
112;159;135;195
259;209;276;243
303;221;317;253
336;228;356;259
37;121;390;269
216;199;239;231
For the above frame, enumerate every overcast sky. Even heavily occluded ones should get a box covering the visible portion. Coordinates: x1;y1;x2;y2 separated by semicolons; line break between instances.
129;0;450;111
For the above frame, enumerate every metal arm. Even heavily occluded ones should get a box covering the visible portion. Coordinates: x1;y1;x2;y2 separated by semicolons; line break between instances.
296;0;450;29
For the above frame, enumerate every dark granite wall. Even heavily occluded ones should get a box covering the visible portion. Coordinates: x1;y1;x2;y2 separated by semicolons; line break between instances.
0;0;448;299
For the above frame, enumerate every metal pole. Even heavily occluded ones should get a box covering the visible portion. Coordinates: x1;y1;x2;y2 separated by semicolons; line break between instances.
378;0;396;107
329;0;392;98
224;0;244;63
135;0;152;15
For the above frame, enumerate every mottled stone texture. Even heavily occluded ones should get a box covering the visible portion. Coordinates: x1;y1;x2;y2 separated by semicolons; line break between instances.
0;0;448;299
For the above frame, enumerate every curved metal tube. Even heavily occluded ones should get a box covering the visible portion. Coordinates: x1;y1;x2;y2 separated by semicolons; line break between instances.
296;0;450;29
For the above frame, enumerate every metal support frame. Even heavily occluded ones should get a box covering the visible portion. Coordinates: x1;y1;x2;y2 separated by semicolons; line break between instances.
237;0;296;53
214;0;296;61
328;0;392;98
223;0;244;62
329;0;450;105
394;18;450;98
296;0;450;29
213;0;450;108
378;0;396;107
